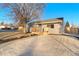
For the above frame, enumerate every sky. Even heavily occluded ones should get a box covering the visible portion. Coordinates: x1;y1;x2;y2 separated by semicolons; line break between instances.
42;3;79;26
0;4;14;24
0;3;79;26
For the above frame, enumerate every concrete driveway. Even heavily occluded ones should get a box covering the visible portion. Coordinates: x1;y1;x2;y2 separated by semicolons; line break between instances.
0;34;79;56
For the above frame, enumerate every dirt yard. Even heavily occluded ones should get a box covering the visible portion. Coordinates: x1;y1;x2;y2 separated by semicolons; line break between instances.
0;32;79;56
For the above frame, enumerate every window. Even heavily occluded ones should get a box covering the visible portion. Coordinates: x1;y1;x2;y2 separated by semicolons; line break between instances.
38;24;42;26
51;24;54;28
47;24;54;28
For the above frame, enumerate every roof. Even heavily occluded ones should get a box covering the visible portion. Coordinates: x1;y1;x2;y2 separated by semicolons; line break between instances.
34;17;64;24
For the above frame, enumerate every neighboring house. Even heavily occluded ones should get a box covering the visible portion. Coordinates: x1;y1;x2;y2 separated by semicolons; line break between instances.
0;24;17;30
0;25;6;29
31;18;64;34
70;25;79;34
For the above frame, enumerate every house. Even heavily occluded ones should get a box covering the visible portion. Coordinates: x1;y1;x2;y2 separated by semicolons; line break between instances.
0;25;6;29
31;18;64;34
70;25;79;34
0;24;17;30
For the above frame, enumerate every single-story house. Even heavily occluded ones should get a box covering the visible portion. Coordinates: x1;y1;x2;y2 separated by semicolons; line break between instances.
30;18;64;34
0;24;17;30
70;25;79;34
0;25;6;29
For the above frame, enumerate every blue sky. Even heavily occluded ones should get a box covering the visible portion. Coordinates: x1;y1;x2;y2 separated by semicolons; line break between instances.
42;3;79;26
0;4;15;24
0;3;79;26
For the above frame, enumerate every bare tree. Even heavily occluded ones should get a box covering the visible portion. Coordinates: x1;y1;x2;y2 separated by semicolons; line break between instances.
7;3;45;33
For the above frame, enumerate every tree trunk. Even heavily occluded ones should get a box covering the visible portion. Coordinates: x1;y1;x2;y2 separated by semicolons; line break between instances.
23;27;26;33
23;22;27;34
26;24;31;33
18;21;27;34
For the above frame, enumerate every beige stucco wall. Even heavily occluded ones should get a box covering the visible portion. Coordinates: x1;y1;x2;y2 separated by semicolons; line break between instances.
31;23;62;34
42;23;62;34
49;24;61;34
